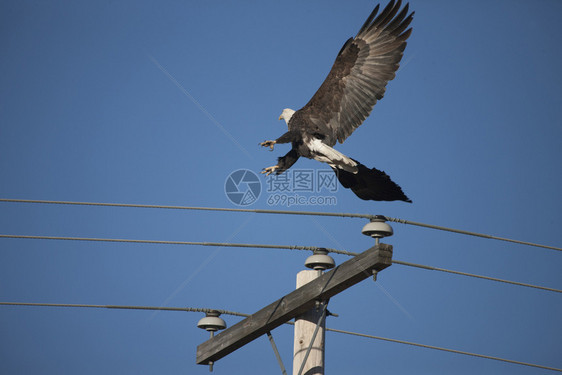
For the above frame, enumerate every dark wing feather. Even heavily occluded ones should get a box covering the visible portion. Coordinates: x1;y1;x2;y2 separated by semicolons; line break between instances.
292;1;413;146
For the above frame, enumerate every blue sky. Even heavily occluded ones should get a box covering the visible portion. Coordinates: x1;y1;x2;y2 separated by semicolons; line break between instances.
1;0;561;374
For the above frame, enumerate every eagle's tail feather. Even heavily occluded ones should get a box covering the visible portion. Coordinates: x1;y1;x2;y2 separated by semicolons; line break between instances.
332;159;411;203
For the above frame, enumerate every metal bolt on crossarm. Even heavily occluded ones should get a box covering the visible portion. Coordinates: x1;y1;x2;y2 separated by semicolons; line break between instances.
362;215;393;281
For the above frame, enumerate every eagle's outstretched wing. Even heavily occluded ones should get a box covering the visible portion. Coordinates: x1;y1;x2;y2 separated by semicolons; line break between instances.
293;0;413;146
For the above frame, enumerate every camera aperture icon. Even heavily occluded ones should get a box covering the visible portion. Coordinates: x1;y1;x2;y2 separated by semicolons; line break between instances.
224;169;261;206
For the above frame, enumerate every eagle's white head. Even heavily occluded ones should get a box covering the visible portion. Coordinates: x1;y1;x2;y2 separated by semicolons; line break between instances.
279;108;295;126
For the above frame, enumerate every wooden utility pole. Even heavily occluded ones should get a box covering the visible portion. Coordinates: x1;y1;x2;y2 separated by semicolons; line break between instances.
293;270;325;375
196;243;393;366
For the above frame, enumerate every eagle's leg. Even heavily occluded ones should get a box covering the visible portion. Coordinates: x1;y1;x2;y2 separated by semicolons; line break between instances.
260;131;294;151
259;140;276;151
261;165;279;176
261;149;300;176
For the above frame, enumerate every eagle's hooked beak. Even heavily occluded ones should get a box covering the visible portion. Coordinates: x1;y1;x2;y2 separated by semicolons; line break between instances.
278;115;283;121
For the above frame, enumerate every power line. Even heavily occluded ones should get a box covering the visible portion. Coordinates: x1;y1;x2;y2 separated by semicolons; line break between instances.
391;260;562;294
383;216;562;252
0;302;249;317
1;234;559;294
320;248;562;294
2;301;560;372
1;198;560;252
320;247;561;294
0;198;368;217
0;234;339;254
1;204;558;369
326;327;562;373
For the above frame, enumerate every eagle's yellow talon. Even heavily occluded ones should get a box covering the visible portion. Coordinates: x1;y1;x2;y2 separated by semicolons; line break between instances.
261;165;279;176
260;140;276;151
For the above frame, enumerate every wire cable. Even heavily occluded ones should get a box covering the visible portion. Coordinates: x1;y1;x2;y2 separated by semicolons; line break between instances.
320;248;561;294
318;248;561;294
1;302;560;372
266;331;288;375
383;216;561;252
1;198;560;252
0;234;339;254
326;327;561;372
0;302;249;317
391;260;562;294
1;234;559;294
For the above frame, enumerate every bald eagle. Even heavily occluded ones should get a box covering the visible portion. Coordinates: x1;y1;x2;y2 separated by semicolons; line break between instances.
260;1;413;203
